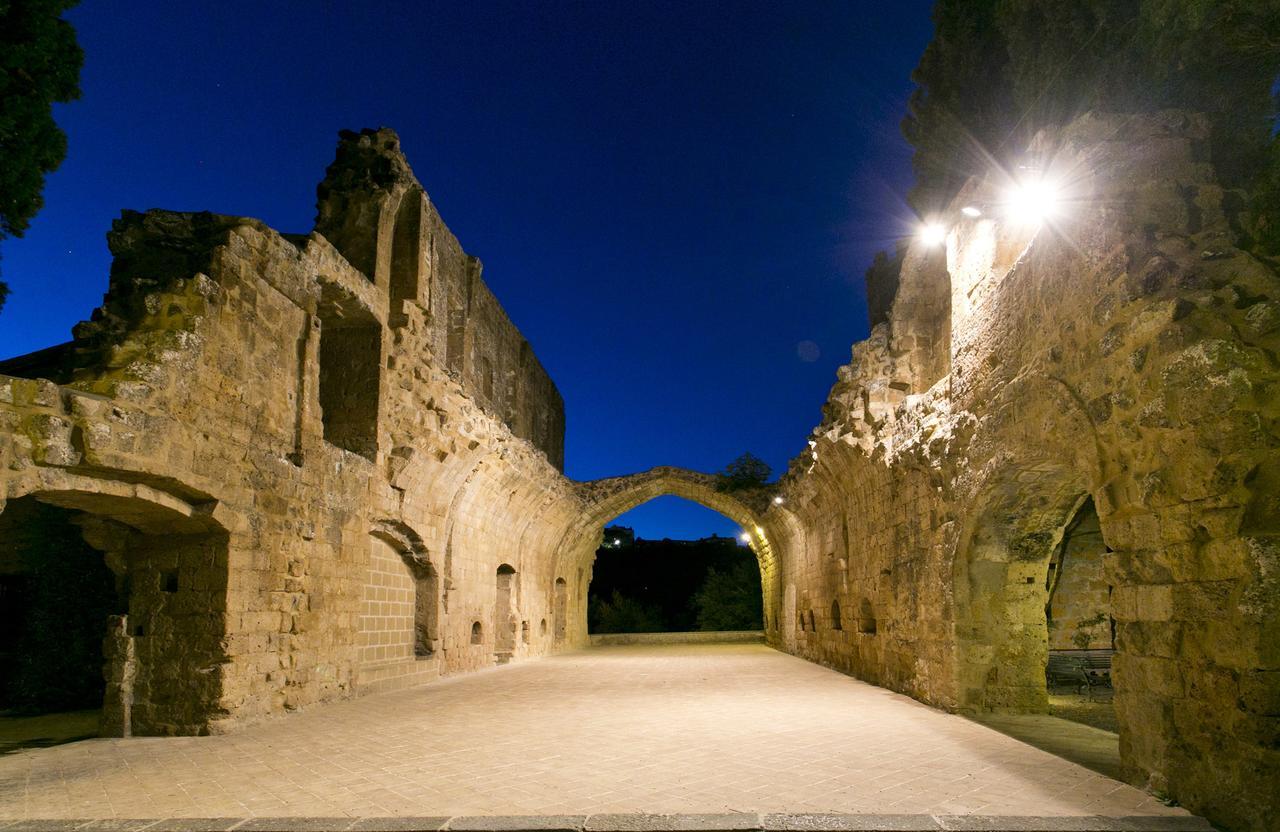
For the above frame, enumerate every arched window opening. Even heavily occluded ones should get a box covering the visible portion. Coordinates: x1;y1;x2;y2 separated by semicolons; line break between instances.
831;599;843;631
470;621;483;644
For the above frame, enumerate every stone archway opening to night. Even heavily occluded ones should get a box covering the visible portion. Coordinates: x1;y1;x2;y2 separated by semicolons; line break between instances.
586;496;765;637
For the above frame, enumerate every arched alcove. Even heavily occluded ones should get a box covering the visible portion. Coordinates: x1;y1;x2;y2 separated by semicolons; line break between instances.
494;564;518;661
0;478;229;737
362;521;440;689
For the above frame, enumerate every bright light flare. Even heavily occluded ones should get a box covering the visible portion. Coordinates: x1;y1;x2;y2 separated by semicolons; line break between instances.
739;532;752;544
773;495;784;505
1005;177;1061;225
961;205;982;218
918;222;947;247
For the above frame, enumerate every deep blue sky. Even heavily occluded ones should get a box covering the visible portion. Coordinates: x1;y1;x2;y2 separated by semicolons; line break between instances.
0;1;935;539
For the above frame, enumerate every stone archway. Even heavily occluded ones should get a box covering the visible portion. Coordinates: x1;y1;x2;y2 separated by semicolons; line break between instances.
0;474;230;737
951;462;1094;712
557;467;786;648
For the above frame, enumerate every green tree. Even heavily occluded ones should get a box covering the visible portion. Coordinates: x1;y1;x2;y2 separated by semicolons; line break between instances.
694;559;764;631
588;591;665;634
864;244;907;328
901;0;1280;251
715;452;771;493
901;0;1015;217
0;0;84;313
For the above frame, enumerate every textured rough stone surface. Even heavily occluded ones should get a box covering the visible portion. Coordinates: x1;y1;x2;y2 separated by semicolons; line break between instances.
0;129;581;733
762;112;1280;832
0;114;1274;832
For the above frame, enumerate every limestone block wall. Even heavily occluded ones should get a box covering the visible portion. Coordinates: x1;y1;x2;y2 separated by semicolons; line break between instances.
769;111;1280;832
0;113;1273;832
315;129;565;469
0;131;584;734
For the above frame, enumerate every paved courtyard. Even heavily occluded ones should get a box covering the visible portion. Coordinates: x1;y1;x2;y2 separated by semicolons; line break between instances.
0;644;1188;820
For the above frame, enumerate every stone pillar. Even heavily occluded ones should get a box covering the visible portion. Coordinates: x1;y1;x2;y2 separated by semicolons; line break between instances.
101;614;136;738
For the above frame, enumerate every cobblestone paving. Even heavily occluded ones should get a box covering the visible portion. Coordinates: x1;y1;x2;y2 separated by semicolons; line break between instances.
0;644;1187;820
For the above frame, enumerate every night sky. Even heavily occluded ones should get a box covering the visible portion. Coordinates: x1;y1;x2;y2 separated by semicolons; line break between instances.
0;1;936;539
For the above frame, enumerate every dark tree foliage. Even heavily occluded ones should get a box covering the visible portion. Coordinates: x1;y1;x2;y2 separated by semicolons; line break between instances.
864;244;907;328
589;591;666;634
0;0;83;313
715;452;771;493
901;0;1280;250
588;535;759;633
901;0;1015;219
693;559;764;631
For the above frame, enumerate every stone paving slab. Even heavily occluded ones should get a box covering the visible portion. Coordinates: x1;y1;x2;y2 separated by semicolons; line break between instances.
0;646;1199;822
0;817;1215;832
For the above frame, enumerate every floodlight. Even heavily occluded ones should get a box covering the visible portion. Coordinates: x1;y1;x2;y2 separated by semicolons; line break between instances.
919;222;947;246
961;205;982;218
1005;178;1061;225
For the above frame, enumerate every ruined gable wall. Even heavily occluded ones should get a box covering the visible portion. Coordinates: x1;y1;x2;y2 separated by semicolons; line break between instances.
771;112;1279;832
316;129;566;470
0;132;586;733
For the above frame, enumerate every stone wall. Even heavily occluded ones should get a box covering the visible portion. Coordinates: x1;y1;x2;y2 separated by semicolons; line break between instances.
315;130;565;469
0;114;1274;831
1046;499;1113;651
761;111;1279;832
0;130;582;735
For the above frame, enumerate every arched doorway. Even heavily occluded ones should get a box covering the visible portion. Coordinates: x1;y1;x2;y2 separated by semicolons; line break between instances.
586;496;763;635
559;466;792;649
0;483;229;738
953;468;1104;713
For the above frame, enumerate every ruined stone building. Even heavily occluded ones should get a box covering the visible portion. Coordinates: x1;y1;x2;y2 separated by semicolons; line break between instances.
0;113;1277;831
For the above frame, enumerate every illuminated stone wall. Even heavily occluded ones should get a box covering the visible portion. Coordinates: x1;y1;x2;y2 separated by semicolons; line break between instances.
0;114;1272;831
764;111;1279;832
0;130;583;733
